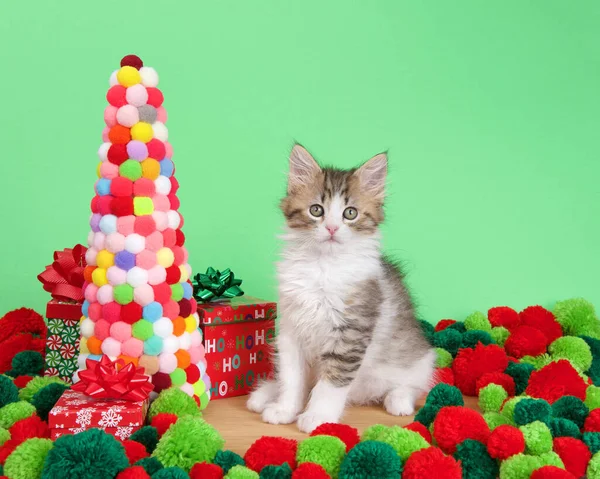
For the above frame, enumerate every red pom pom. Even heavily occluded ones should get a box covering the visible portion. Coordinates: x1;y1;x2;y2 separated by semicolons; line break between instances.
432;406;490;454
486;424;525;460
111;176;134;197
0;440;18;465
107;85;128;107
0;308;46;344
404;422;432;443
488;306;521;330
520;306;563;344
433;367;455;386
0;335;45;375
147;139;166;161
505;325;549;359
434;319;456;332
116;466;151;479
13;375;33;389
452;343;508;396
402;446;462;479
91;196;99;214
178;299;191;318
170;177;179;194
531;466;576;479
121;302;143;325
111;197;134;217
121;55;144;70
168;194;180;210
97;196;112;216
108;144;129;166
152;283;172;304
152;373;172;393
151;413;178;436
585;409;600;432
291;463;330;479
525;360;587;404
553;437;590;477
475;372;516;396
146;88;164;108
189;462;224;479
164;266;180;285
9;415;50;443
185;364;201;384
310;423;360;452
175;229;185;247
244;436;298;472
122;439;149;464
134;216;156;237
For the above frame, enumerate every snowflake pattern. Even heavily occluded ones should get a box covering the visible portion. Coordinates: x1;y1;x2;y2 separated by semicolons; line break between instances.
221;329;228;337
47;319;64;335
66;399;91;406
45;351;62;368
98;408;123;428
227;339;235;349
115;426;133;440
213;361;220;372
75;408;94;428
69;427;86;434
49;406;68;416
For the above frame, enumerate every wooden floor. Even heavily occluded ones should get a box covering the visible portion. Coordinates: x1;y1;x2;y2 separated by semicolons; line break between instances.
203;395;479;455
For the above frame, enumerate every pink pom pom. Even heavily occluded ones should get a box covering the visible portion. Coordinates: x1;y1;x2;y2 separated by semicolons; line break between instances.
101;337;122;357
116;105;140;128
134;215;156;237
94;319;111;340
100;161;119;179
152;211;168;231
172;246;185;266
190;329;203;347
104;106;118;127
105;233;126;253
85;247;98;266
134;284;154;306
152;195;170;212
126;84;148;107
97;285;114;305
189;346;204;364
117;216;136;236
133;178;156;197
145;231;164;252
162;300;179;320
107;266;127;285
147;265;167;285
122;337;144;358
93;232;106;250
88;302;102;321
85;284;98;303
110;322;133;342
159;353;177;373
156;107;167;123
165;142;173;159
103;302;122;323
136;250;157;270
162;229;176;248
102;126;110;142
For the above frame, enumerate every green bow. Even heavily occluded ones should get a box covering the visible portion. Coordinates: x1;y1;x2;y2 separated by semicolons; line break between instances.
192;267;244;302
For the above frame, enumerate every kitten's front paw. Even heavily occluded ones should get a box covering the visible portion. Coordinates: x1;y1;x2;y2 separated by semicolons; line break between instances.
384;390;415;416
297;412;338;434
247;381;278;414
262;402;298;425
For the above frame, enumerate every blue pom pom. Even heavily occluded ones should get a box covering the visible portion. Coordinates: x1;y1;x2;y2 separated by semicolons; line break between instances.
81;301;90;317
159;159;174;177
143;302;163;322
88;354;102;362
144;336;163;355
96;178;112;196
182;282;193;300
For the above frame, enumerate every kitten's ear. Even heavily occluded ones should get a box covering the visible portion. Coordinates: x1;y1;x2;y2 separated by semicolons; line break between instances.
288;144;321;192
355;153;388;199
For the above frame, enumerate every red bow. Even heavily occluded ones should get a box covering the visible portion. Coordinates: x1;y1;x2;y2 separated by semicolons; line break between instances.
72;355;154;401
38;245;87;302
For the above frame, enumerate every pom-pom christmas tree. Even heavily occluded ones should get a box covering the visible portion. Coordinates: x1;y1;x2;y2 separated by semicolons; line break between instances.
78;55;210;407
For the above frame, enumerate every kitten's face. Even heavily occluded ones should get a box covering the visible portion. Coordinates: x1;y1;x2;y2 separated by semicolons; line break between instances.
281;144;387;247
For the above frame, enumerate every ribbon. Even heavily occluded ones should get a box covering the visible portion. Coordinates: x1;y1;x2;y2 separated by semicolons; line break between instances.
192;267;244;302
72;355;154;401
37;245;88;302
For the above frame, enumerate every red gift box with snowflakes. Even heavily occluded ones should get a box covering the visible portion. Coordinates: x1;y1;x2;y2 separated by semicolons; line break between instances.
48;389;148;441
199;296;277;400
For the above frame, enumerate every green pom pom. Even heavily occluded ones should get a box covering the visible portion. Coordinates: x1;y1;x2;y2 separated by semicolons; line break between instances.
8;351;44;377
499;453;542;479
0;401;35;429
549;336;593;372
520;354;552;370
135;456;163;475
130;426;159;454
584;432;600;455
464;311;492;332
339;441;402;479
148;387;201;421
491;327;510;347
433;329;462;356
0;427;10;447
551;395;589;428
461;330;494;349
152;466;189;479
484;412;512;430
361;424;388;442
447;322;467;334
587;386;600;410
513;398;552;426
4;437;53;479
153;416;224;472
520;421;553;456
554;298;600;338
425;383;464;409
414;404;439;427
41;428;129;479
505;362;535;395
0;375;18;408
501;396;528;422
226;465;259;479
259;462;292;479
453;439;498;479
215;450;245;474
361;425;428;461
297;435;346;478
31;383;70;421
479;383;508;414
18;376;67;402
589;451;600;479
538;451;564;468
435;348;453;368
419;320;435;345
548;418;581;439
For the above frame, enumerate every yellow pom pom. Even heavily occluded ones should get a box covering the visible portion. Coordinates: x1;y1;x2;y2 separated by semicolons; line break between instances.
141;159;160;180
117;66;141;87
184;315;196;333
134;197;154;216
80;337;89;354
193;379;206;397
92;267;108;287
96;250;115;269
96;162;102;178
131;122;153;143
179;265;189;282
156;247;175;268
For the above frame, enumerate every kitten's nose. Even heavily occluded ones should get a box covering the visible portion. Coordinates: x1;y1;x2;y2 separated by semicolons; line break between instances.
326;225;339;236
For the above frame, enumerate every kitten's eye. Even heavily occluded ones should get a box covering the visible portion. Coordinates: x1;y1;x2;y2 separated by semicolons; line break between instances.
343;207;358;220
309;204;324;217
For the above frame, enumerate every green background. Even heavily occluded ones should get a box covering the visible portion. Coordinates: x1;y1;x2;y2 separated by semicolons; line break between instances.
0;0;598;323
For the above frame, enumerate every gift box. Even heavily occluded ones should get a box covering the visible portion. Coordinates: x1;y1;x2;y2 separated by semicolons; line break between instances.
38;245;87;383
199;295;277;399
49;389;148;441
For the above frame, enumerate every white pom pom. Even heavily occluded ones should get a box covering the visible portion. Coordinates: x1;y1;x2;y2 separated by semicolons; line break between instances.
154;176;171;195
81;318;95;338
190;329;202;347
99;215;118;235
162;335;180;354
125;234;145;254
109;70;119;86
152;122;168;142
87;231;95;248
85;247;98;266
167;210;181;229
139;67;159;87
98;142;111;162
127;266;148;287
107;266;127;285
179;332;192;350
76;353;88;369
153;317;173;338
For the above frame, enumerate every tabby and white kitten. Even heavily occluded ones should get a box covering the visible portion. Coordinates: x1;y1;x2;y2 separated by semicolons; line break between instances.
247;144;436;433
